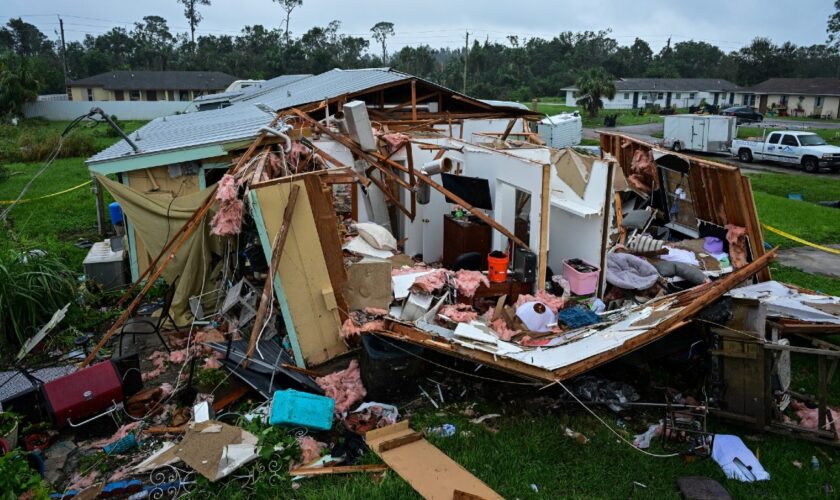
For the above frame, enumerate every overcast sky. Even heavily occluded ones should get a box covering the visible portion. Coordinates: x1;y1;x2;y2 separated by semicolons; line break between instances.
2;0;836;53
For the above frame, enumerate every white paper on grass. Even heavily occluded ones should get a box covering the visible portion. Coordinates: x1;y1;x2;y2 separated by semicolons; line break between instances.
217;443;259;479
134;442;178;473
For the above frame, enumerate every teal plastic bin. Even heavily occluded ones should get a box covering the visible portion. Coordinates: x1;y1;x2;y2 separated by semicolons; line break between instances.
269;389;335;431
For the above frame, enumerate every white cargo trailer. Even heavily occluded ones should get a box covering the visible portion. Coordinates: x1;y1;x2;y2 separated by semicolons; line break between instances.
662;114;737;154
537;112;582;148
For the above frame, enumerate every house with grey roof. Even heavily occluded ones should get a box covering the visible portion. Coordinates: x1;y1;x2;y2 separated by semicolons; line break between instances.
69;70;238;103
561;78;740;110
732;78;840;118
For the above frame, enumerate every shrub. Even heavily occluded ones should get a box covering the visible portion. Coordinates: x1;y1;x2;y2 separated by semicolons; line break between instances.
0;249;77;348
16;129;96;162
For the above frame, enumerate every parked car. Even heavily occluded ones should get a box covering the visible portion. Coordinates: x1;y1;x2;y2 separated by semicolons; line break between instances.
722;106;763;123
730;131;840;173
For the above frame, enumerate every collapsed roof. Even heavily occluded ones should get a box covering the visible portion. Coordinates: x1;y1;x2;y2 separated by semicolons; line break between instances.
86;68;536;173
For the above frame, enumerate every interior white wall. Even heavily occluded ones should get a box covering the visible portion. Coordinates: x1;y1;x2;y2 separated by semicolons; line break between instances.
434;118;527;145
547;160;611;274
459;145;546;253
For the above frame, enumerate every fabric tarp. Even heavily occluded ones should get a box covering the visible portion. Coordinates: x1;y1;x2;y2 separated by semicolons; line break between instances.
96;174;221;325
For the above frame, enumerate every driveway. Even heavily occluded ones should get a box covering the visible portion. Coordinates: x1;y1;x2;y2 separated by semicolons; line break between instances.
585;123;840;179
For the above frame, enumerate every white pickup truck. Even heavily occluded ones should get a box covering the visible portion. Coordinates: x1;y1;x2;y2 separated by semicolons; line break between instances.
730;131;840;173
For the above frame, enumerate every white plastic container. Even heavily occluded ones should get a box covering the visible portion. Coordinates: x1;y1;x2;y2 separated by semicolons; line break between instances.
83;240;128;291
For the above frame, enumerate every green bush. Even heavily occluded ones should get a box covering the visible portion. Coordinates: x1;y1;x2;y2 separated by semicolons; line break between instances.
0;249;77;348
16;129;96;162
0;450;49;499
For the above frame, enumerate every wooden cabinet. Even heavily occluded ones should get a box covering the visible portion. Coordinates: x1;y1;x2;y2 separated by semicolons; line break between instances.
442;214;492;269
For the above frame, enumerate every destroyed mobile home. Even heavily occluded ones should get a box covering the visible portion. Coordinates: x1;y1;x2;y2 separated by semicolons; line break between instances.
2;68;839;497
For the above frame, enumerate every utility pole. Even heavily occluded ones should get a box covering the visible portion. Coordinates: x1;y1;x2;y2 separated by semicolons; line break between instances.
58;16;70;97
462;30;469;94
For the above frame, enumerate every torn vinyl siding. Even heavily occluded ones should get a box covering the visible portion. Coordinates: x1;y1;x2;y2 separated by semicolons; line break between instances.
248;179;347;367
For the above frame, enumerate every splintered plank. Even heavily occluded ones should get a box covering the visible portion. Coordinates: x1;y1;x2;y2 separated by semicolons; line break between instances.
366;421;503;500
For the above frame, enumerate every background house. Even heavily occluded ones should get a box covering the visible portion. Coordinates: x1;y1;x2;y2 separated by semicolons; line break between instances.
733;78;840;118
562;78;740;110
68;70;237;102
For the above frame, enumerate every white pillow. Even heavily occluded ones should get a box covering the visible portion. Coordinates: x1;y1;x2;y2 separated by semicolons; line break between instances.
355;222;397;251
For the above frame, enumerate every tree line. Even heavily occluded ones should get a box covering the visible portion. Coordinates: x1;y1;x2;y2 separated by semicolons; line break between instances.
3;1;840;116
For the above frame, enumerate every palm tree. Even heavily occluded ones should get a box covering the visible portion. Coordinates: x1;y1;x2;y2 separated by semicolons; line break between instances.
575;69;617;118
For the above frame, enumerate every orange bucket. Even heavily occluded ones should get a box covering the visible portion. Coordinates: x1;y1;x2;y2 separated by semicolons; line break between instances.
487;251;509;283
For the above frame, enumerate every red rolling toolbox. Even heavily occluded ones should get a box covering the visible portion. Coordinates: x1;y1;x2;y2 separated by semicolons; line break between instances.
41;361;124;428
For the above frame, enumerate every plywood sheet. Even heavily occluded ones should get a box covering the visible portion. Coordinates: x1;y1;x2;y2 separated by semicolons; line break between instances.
366;421;503;500
252;180;346;366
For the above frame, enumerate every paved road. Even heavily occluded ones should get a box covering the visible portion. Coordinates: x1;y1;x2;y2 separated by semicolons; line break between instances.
584;124;840;179
762;118;840;130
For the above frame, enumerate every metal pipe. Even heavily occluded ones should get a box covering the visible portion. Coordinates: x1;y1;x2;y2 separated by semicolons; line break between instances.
417;157;453;204
259;126;292;152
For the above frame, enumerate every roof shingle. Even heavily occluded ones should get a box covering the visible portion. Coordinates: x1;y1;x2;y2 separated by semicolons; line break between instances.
70;70;238;91
742;78;840;96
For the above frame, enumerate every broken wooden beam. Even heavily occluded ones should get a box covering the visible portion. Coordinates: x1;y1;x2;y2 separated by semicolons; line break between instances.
245;184;300;363
290;464;389;477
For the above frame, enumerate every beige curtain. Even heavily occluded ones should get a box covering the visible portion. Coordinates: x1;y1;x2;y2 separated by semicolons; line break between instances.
96;174;222;325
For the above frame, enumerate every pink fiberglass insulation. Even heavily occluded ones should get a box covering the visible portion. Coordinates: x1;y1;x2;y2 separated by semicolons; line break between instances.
379;132;410;153
363;307;389;317
725;224;748;269
297;436;327;464
88;421;142;449
316;359;367;413
454;270;489;298
210;198;245;236
339;318;386;340
168;348;190;364
391;264;431;276
411;269;449;293
491;318;519;341
143;350;169;382
203;356;222;369
216;174;238;202
790;401;840;433
514;290;566;315
480;309;520;341
68;471;100;492
439;304;479;323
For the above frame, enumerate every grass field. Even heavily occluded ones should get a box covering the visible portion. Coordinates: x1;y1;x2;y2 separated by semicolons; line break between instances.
521;99;668;128
1;120;840;498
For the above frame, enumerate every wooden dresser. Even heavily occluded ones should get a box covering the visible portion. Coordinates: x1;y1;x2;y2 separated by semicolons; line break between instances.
442;214;492;269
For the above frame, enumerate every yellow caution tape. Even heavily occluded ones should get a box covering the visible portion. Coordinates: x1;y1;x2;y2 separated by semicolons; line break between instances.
761;223;840;256
0;180;92;205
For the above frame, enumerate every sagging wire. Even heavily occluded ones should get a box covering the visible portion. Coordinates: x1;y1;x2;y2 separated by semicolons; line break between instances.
371;333;542;386
556;380;680;458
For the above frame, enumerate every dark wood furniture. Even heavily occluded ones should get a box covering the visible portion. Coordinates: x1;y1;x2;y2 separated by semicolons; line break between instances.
442;214;492;269
456;277;534;312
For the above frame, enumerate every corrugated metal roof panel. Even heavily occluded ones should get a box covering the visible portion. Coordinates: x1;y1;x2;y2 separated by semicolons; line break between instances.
88;69;408;165
87;102;275;163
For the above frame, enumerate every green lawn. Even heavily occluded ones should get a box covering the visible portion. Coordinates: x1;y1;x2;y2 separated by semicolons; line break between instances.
521;99;667;128
2;120;840;499
0;119;145;264
294;396;839;499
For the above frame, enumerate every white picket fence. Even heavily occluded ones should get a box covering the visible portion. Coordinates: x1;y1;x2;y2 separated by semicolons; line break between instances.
24;100;195;120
